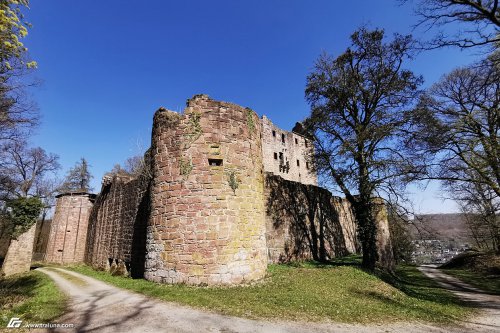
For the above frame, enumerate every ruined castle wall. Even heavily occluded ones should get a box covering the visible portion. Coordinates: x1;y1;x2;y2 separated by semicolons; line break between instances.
45;193;94;264
261;116;317;186
264;173;393;268
1;224;36;276
32;219;52;261
264;173;358;263
373;199;394;270
85;174;150;277
146;94;267;285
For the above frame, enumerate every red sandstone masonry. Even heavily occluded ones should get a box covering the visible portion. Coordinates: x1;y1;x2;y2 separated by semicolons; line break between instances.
0;224;36;276
45;192;95;264
146;94;267;285
49;94;394;284
85;173;150;277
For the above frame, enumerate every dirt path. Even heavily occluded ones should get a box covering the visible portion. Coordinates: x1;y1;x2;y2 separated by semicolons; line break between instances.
36;267;499;333
418;266;500;332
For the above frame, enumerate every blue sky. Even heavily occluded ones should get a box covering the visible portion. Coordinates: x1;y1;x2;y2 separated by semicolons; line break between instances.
24;1;481;213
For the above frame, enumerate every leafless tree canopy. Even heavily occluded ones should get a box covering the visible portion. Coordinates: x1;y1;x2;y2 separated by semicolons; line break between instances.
0;140;60;201
0;62;39;143
409;0;500;48
413;58;500;252
414;59;500;197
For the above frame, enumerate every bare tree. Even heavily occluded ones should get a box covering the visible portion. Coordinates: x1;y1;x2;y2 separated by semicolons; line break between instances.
414;59;500;197
0;0;39;144
449;169;499;252
414;58;499;252
409;0;500;49
304;28;424;271
0;140;60;199
124;150;152;179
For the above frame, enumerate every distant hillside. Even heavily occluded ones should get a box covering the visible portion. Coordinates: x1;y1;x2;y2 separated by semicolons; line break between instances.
410;213;471;242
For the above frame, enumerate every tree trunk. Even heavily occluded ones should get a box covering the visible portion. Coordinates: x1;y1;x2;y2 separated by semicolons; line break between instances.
355;163;379;271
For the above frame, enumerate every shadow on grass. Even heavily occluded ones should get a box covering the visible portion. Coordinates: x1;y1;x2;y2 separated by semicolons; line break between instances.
351;289;466;323
379;265;474;309
287;255;363;269
303;259;472;310
0;274;39;309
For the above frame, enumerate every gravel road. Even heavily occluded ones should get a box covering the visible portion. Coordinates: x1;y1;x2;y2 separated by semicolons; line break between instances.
36;267;499;333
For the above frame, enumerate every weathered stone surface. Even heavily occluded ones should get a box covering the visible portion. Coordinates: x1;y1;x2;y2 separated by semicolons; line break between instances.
47;94;394;284
373;198;395;271
261;115;317;186
264;173;359;262
146;94;268;285
32;218;52;261
1;224;36;276
85;172;150;278
45;192;95;264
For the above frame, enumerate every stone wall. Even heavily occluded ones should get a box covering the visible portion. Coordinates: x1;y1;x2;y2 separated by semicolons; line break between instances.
47;94;394;283
32;218;52;261
146;94;267;285
1;224;36;276
264;173;359;262
0;220;10;264
45;192;95;264
264;173;393;269
85;173;150;278
261;115;317;186
373;198;394;270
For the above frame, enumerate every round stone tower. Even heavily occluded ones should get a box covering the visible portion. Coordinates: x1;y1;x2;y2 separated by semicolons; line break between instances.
145;94;267;285
45;191;95;264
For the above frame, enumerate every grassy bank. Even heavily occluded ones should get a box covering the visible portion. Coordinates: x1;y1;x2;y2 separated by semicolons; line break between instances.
0;270;67;327
67;263;473;324
439;251;500;295
441;269;500;295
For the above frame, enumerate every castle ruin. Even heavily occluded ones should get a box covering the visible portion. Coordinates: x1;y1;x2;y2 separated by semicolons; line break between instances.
38;94;393;284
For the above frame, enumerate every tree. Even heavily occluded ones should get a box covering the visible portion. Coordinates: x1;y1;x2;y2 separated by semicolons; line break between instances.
0;140;60;199
124;151;152;179
414;60;500;197
409;0;500;49
414;58;500;252
387;204;416;263
0;196;43;240
304;28;423;271
453;177;499;252
0;0;38;143
0;141;58;244
58;158;93;192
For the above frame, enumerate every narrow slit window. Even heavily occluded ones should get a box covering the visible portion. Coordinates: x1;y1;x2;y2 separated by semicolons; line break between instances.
306;162;309;169
296;159;300;167
273;152;278;160
278;152;283;161
281;133;285;143
272;130;276;137
208;158;223;166
295;138;298;144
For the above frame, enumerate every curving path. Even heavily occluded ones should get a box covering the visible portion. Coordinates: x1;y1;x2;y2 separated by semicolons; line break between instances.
36;267;499;333
418;266;500;332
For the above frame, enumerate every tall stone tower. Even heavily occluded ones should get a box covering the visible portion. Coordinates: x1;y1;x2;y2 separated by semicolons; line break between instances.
45;191;95;264
145;94;267;285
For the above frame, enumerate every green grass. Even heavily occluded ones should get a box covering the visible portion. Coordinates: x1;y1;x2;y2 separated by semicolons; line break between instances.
441;268;500;295
0;270;67;327
44;267;88;286
67;263;474;324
